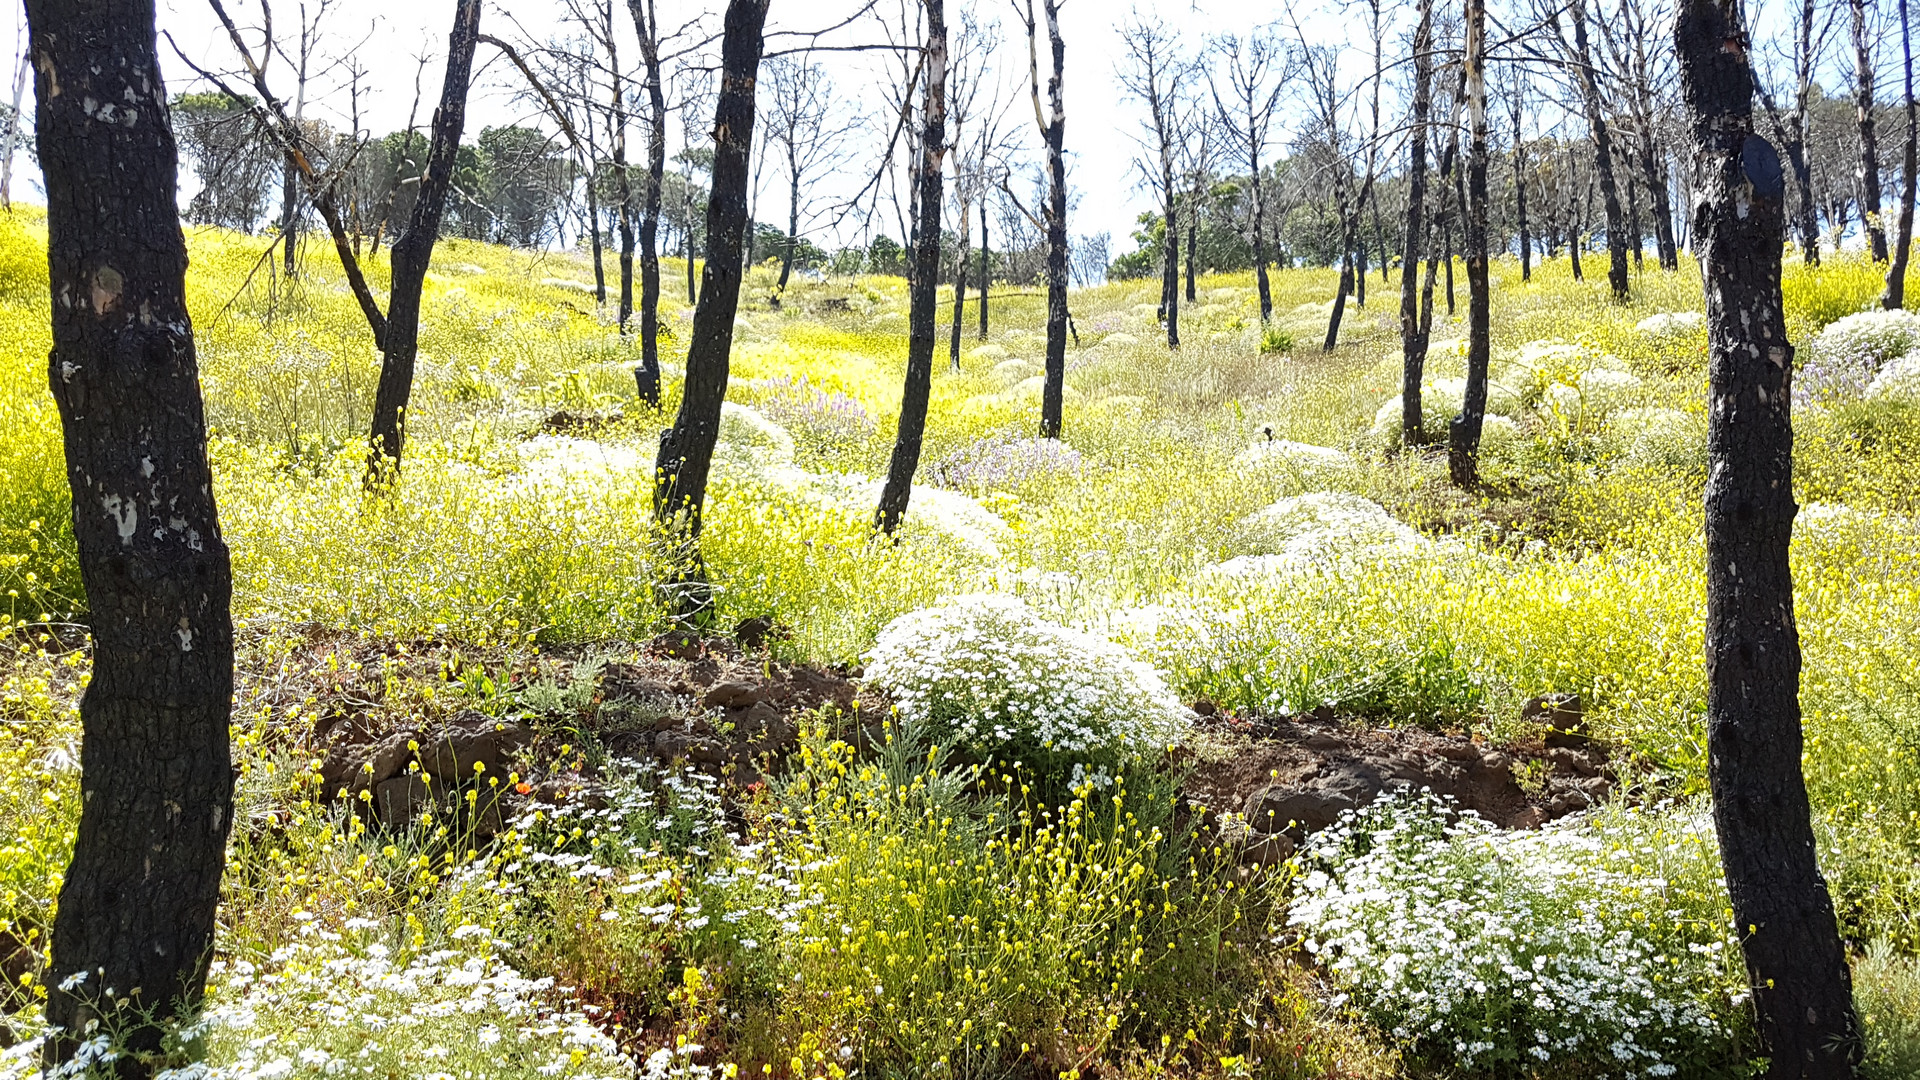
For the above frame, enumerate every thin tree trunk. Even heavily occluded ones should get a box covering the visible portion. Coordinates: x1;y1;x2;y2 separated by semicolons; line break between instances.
281;156;299;278
610;15;636;332
779;161;798;289
1355;218;1368;306
29;0;234;1062
1160;159;1180;347
978;196;990;338
877;0;947;535
366;0;481;473
1185;203;1198;302
588;152;607;304
1032;0;1069;436
686;169;698;303
1323;201;1354;351
1643;134;1681;269
1858;0;1891;261
1677;0;1862;1070
1450;0;1490;487
652;0;769;608
630;0;667;405
1569;0;1631;299
1885;0;1916;308
1516;115;1532;281
1401;0;1434;446
1627;152;1645;269
951;193;969;371
1251;154;1273;320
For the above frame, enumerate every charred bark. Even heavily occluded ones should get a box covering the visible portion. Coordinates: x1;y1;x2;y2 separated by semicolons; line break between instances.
877;0;948;535
367;0;481;472
630;0;668;405
1401;0;1434;446
1677;0;1863;1072
29;0;235;1064
1568;0;1631;299
1449;0;1492;487
652;0;769;608
1885;0;1916;307
1026;0;1069;437
1857;0;1890;261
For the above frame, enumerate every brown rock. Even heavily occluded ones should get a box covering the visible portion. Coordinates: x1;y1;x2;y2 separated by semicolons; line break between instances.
418;714;529;782
735;701;782;737
321;730;417;795
1523;693;1585;732
703;680;765;709
1192;700;1218;717
1547;747;1602;778
373;775;432;829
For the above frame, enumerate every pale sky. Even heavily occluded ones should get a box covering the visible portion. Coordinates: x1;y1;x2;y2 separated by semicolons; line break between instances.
1;0;1368;255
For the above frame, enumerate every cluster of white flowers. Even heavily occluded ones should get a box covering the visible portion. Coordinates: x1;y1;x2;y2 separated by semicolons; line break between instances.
864;593;1188;775
1805;309;1920;400
1233;438;1357;486
1608;407;1706;473
1633;312;1705;338
1868;351;1920;400
1290;794;1746;1079
1207;493;1427;579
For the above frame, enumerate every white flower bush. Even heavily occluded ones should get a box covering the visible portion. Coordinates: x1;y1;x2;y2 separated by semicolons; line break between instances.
1609;407;1706;473
1634;311;1705;338
1290;794;1749;1079
1805;308;1920;399
864;593;1188;778
1233;438;1357;486
1208;493;1427;579
1868;351;1920;400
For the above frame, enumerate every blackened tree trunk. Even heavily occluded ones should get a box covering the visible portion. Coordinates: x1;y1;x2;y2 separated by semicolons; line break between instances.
1450;0;1491;487
1401;0;1434;446
1514;97;1532;281
780;156;799;289
630;0;668;405
1160;157;1180;347
1885;0;1916;308
653;0;769;602
951;188;971;371
1355;219;1368;306
1641;133;1680;269
1627;155;1646;269
29;0;234;1062
367;0;481;472
1026;0;1070;437
1857;0;1891;261
1569;0;1631;299
1185;203;1198;302
587;124;607;304
979;197;991;338
281;156;300;279
610;16;637;333
876;0;947;535
1676;0;1862;1072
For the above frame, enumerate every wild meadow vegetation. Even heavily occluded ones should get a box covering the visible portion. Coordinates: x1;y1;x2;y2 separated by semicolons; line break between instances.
1;204;1919;1077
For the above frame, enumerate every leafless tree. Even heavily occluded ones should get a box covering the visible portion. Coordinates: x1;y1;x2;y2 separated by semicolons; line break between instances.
1118;16;1187;349
1209;25;1289;323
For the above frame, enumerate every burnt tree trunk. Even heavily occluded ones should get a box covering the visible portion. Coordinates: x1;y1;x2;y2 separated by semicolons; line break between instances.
29;0;235;1063
951;191;970;371
1160;158;1180;347
1885;0;1916;308
1449;0;1491;488
652;0;769;606
631;0;668;405
1185;202;1198;302
1515;100;1532;281
779;154;799;290
1401;0;1434;447
1676;0;1863;1073
1857;0;1891;261
979;196;991;338
610;21;636;332
1031;0;1069;437
1570;0;1631;299
876;0;947;535
366;0;480;473
1324;201;1354;352
588;136;607;304
1643;134;1680;269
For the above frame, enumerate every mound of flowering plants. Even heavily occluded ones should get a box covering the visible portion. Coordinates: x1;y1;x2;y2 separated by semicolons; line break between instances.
864;593;1187;784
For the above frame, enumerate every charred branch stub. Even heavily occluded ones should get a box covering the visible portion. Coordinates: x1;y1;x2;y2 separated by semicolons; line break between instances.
1677;0;1861;1073
28;0;236;1063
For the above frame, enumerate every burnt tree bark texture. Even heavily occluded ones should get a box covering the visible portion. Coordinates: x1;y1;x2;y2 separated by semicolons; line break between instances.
366;0;481;471
1857;0;1890;261
1568;0;1631;299
1025;0;1069;438
1676;0;1863;1073
876;0;947;536
1449;0;1492;487
28;0;235;1065
653;0;769;590
1884;0;1916;307
631;0;668;405
1400;0;1434;447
